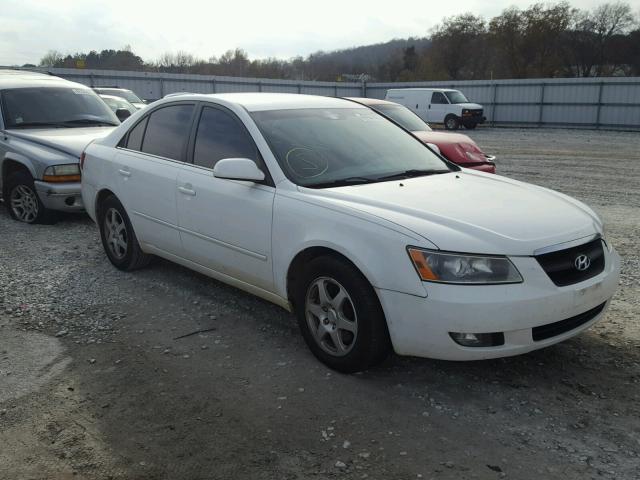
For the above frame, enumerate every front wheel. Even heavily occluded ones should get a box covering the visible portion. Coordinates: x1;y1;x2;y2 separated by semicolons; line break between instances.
4;171;54;224
98;195;151;271
293;256;391;373
444;115;460;130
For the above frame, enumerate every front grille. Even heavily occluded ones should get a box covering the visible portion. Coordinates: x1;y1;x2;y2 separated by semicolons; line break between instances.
532;302;606;341
535;238;604;287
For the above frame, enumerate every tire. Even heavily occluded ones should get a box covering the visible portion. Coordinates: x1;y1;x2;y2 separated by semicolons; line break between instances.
463;122;477;130
98;195;151;271
4;171;55;224
293;255;391;373
444;115;460;130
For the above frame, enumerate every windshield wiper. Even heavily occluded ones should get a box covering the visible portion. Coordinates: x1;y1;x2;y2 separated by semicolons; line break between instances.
375;169;451;181
307;176;378;189
10;121;67;129
62;119;119;127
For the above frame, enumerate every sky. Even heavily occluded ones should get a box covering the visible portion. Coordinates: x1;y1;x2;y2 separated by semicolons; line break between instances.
1;0;636;66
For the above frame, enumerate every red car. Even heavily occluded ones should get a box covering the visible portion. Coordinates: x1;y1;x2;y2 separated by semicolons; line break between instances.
346;97;496;173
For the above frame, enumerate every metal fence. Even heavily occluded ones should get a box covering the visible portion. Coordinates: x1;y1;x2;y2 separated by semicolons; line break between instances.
36;68;640;130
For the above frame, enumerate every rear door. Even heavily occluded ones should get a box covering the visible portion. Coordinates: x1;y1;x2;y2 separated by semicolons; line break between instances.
114;103;195;255
427;91;450;123
176;104;275;292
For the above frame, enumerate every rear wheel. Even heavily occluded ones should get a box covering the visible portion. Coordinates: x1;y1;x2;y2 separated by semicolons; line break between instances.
4;171;54;224
293;255;391;373
444;115;460;130
98;195;151;271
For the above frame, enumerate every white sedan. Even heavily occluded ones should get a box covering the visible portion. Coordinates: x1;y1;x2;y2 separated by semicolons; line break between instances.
80;93;620;372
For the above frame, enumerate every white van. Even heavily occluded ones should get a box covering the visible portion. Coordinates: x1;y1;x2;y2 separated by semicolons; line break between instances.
385;88;485;130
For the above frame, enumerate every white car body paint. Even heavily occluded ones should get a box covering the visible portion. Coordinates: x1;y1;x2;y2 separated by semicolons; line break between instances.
81;93;620;361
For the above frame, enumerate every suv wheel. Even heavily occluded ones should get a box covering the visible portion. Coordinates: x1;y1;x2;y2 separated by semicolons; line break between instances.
293;255;391;373
4;171;54;224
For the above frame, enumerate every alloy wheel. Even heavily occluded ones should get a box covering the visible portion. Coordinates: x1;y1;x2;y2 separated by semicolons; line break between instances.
104;208;128;260
305;277;358;356
10;185;39;223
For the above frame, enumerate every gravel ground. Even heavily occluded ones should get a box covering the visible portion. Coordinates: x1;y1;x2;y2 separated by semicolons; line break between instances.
1;128;639;480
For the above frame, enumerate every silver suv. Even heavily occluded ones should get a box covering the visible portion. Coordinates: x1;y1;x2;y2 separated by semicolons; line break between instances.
0;70;119;223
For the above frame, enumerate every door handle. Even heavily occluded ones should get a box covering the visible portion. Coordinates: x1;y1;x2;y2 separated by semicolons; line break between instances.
178;186;196;196
118;168;131;177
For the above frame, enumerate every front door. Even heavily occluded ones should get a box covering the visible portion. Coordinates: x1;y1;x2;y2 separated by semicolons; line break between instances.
427;91;450;123
176;105;275;292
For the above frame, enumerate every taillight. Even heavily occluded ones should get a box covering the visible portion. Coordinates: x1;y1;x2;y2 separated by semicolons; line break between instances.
80;151;86;170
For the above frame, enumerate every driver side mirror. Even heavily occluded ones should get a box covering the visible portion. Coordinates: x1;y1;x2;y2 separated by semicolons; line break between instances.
115;108;131;122
213;158;265;182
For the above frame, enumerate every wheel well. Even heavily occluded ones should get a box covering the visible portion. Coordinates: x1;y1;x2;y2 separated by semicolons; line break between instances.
2;160;31;190
286;246;367;306
95;189;116;219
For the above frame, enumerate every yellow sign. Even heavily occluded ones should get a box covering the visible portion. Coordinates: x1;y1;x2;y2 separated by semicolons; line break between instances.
76;59;86;69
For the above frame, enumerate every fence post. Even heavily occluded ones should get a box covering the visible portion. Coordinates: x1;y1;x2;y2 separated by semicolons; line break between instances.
257;81;262;92
538;82;546;127
362;80;367;97
89;73;95;87
297;83;302;94
491;83;499;127
595;81;604;130
212;78;217;93
159;78;164;98
334;84;338;97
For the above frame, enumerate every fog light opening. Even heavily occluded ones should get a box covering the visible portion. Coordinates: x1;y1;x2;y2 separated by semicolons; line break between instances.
449;331;505;347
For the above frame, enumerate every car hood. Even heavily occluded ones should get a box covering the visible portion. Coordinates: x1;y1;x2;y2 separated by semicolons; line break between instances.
8;127;115;159
456;102;483;110
412;131;489;164
303;171;602;255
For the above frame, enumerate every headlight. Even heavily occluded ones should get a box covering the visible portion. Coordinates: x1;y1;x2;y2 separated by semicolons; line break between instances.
43;164;81;183
407;248;523;284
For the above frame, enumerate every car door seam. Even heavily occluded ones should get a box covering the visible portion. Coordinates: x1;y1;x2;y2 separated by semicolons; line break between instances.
132;210;268;261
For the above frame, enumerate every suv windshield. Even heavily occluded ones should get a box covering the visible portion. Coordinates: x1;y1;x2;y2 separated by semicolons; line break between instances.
444;91;469;104
372;104;431;132
2;87;119;128
251;108;452;188
95;88;143;104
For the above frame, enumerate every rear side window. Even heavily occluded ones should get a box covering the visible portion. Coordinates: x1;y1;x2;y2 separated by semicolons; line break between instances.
126;117;147;151
193;107;257;169
431;92;449;104
141;104;194;161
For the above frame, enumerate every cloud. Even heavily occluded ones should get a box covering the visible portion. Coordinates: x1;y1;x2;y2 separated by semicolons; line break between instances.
0;0;621;66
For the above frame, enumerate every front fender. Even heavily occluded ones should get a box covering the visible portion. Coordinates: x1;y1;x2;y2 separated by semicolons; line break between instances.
272;193;430;300
2;152;38;179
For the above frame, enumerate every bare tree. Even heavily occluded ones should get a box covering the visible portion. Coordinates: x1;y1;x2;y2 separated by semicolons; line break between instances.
39;50;64;67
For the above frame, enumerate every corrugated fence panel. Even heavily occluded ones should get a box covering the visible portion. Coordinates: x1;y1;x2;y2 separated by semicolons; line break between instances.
36;68;639;129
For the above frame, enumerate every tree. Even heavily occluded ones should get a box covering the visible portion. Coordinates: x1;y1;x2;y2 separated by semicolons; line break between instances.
39;50;64;67
429;14;488;80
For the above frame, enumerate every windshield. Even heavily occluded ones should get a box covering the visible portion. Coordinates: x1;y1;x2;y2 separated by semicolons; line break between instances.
445;91;469;104
251;108;452;188
372;104;431;132
2;87;119;128
95;88;143;104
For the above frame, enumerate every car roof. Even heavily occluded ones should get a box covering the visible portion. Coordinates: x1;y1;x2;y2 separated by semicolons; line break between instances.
344;97;399;106
386;88;458;92
160;92;367;112
0;69;89;90
93;87;130;91
99;94;127;101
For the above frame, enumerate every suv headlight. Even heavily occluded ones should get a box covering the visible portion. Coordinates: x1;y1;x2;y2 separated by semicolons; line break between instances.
43;164;81;183
407;248;523;284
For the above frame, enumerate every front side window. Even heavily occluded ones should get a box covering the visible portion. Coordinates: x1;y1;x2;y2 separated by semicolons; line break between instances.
251;108;452;188
193;107;258;169
141;104;194;161
431;92;449;105
373;104;431;132
1;87;119;128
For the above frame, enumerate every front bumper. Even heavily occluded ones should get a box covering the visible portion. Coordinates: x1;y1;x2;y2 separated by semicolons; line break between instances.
377;247;620;360
34;181;84;212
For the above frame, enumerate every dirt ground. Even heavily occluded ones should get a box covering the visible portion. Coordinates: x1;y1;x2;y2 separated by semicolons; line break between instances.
1;128;639;480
